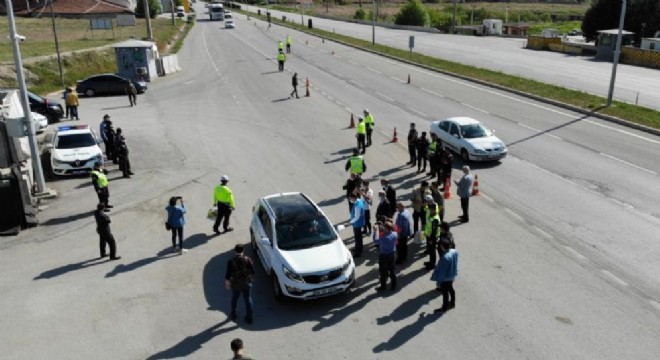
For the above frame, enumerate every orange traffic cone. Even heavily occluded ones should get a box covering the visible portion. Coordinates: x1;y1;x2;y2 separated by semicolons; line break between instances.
392;127;399;142
349;114;355;128
305;77;310;97
443;177;453;199
407;74;411;84
472;174;480;196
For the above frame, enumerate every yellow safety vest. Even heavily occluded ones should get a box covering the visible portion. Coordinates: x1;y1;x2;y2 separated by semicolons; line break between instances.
349;156;364;174
424;214;441;238
357;122;366;135
428;140;438;154
91;170;108;188
364;114;374;129
277;53;286;61
278;42;283;50
214;185;235;208
286;36;292;45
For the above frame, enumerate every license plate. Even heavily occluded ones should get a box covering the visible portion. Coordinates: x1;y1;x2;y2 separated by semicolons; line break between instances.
313;286;341;296
72;170;88;175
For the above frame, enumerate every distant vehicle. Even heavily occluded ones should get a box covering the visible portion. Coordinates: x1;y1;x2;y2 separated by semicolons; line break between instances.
224;13;232;20
209;3;224;21
430;117;507;162
32;112;48;133
27;91;64;124
76;74;147;97
250;192;355;301
48;124;104;176
176;5;185;17
225;19;235;29
568;29;582;36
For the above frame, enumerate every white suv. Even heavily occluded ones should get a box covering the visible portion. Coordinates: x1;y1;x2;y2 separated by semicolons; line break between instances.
250;192;355;301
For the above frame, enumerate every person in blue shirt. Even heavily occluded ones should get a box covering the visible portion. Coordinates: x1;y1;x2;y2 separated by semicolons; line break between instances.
431;240;458;312
374;220;398;291
348;192;366;258
394;202;413;265
166;196;187;254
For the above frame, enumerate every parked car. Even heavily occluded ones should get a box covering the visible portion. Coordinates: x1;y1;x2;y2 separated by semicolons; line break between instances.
430;117;507;162
250;192;355;301
32;112;48;133
48;124;104;176
176;5;185;17
76;74;147;97
27;91;64;124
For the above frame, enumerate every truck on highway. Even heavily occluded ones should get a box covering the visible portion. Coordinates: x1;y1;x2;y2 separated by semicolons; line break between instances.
209;3;224;21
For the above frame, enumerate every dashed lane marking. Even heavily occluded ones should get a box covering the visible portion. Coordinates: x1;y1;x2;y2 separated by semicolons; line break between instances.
533;226;554;240
352;80;366;89
599;153;657;175
366;66;382;75
602;270;629;287
461;102;489;114
563;246;587;260
202;29;220;74
421;87;444;98
480;193;494;202
376;91;394;102
503;208;524;222
407;107;428;118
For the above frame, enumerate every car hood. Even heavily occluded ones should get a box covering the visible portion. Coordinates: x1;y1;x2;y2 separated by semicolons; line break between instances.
280;240;347;274
467;136;506;150
53;146;100;161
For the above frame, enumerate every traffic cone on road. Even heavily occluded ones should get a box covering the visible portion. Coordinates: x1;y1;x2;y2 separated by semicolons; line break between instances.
407;74;411;84
443;178;453;199
392;127;399;142
472;174;480;196
305;78;310;97
349;114;355;128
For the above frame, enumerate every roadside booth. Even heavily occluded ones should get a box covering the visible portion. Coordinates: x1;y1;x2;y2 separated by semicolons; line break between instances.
113;39;159;82
595;29;635;61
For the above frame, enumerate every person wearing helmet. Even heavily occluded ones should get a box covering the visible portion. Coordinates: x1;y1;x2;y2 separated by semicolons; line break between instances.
213;175;235;234
363;109;375;147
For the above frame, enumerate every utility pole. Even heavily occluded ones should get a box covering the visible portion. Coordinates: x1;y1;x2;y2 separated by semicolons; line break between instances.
451;0;456;34
607;0;626;106
372;0;375;45
299;1;304;26
144;0;153;40
49;0;65;92
5;0;48;195
170;0;175;26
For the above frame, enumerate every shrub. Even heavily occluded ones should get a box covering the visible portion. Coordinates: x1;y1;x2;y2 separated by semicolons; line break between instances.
394;0;430;27
355;8;366;20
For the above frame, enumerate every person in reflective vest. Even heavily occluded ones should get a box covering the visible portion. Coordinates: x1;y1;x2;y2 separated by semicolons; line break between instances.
91;163;112;211
213;175;235;234
345;148;367;176
278;41;284;52
356;117;367;154
423;201;441;270
428;133;440;178
363;109;375;147
277;50;286;71
286;35;292;53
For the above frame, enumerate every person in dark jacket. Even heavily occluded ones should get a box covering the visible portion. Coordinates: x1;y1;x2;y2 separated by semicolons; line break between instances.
381;179;396;217
343;173;361;212
166;196;187;254
373;221;398;291
126;80;138;106
100;115;115;161
290;72;299;99
407;122;418;166
394;202;413;265
416;132;429;173
225;244;255;324
439;146;454;190
437;222;455;260
94;203;120;260
431;240;458;313
375;190;391;220
114;128;133;178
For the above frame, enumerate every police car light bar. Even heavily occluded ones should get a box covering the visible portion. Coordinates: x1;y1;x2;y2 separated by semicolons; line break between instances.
57;125;89;131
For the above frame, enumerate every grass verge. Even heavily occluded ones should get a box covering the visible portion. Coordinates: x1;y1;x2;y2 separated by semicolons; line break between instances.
242;9;660;130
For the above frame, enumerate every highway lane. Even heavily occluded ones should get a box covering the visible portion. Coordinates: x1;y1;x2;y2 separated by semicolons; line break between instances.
242;4;660;110
0;7;659;359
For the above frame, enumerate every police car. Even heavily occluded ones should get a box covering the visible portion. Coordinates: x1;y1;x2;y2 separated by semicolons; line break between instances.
49;125;104;176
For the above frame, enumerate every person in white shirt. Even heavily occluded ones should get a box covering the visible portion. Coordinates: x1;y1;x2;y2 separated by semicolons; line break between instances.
361;181;373;235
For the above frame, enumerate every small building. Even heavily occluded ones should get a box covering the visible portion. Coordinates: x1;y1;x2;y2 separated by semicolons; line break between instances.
503;23;530;37
640;38;660;52
113;39;159;82
482;19;503;36
595;29;635;61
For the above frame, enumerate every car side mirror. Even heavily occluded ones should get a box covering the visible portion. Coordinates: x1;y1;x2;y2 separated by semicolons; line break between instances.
259;238;271;247
336;224;346;232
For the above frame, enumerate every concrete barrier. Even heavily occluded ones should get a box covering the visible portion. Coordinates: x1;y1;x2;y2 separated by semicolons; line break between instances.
157;55;182;76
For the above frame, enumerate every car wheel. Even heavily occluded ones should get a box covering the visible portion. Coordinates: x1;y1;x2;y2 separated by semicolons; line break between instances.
272;274;285;302
461;149;470;163
84;88;95;97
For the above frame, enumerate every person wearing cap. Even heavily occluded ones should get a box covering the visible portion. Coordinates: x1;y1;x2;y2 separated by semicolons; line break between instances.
277;49;286;72
363;109;375;147
428;132;440;178
65;88;80;120
286;35;292;53
430;181;445;222
439;145;454;190
91;163;112;211
100;115;115;161
348;192;366;257
94;203;121;260
423;203;441;270
410;181;430;234
114;128;133;178
356;117;367;154
407;123;418;166
416;131;429;173
345;148;367;177
431;239;458;313
213;175;235;234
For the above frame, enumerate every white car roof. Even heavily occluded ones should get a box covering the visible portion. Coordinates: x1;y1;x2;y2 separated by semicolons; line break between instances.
445;117;480;125
55;125;93;136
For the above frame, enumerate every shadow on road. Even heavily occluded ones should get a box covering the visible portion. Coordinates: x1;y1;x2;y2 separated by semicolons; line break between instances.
373;310;444;353
145;319;238;360
271;97;291;103
317;194;345;207
105;247;176;278
34;258;110;280
184;233;214;250
41;210;95;226
100;105;132;111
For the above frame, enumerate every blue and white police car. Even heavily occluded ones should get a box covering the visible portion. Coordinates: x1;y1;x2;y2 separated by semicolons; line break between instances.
49;125;104;176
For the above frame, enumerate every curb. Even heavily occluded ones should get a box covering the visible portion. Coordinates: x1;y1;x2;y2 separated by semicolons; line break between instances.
248;10;660;137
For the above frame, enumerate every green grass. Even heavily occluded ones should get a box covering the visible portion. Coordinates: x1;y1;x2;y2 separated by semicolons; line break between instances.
239;9;660;130
528;21;582;36
170;15;195;54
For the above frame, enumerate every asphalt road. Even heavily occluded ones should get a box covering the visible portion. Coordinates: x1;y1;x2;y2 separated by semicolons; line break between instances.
1;5;659;359
242;4;660;110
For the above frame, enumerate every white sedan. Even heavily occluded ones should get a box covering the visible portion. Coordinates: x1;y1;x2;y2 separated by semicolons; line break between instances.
430;117;507;162
32;112;48;133
225;19;235;28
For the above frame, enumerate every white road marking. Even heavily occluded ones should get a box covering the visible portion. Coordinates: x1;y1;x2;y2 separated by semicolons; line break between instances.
407;107;428;118
601;270;629;287
585;119;660;145
461;102;489;114
546;133;563;140
201;29;220;74
650;300;660;311
421;87;444;98
348;60;358;65
183;80;194;85
599;153;658;175
481;193;494;202
352;80;366;88
517;123;563;140
376;91;394;102
563;246;587;260
327;95;334;101
390;75;405;83
533;226;554;239
366;66;382;74
503;208;524;222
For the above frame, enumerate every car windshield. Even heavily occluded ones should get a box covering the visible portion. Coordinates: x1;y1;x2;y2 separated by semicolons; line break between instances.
276;216;337;250
460;124;489;139
55;133;96;149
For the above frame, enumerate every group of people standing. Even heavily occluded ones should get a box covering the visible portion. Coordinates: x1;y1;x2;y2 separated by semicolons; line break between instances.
100;114;133;178
407;123;454;188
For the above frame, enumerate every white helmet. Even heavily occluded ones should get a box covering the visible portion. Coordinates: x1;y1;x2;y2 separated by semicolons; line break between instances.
363;109;369;114
221;175;229;182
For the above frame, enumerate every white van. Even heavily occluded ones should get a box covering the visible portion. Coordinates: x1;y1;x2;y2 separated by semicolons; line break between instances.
176;5;185;18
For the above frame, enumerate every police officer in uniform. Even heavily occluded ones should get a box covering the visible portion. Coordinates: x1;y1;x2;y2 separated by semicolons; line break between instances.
213;175;235;234
277;50;286;71
91;163;112;211
94;203;120;260
427;133;440;178
286;35;292;53
423;204;441;270
407;122;418;166
356;117;367;154
363;109;375;147
345;148;367;178
115;128;133;178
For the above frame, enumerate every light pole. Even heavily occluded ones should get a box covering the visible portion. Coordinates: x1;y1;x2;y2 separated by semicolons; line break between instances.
144;0;153;40
451;0;457;34
299;1;304;26
4;0;48;195
372;0;375;45
48;0;65;92
170;0;175;26
607;0;626;106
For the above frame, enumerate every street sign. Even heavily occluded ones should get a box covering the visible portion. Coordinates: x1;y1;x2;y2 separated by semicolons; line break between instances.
409;36;415;52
